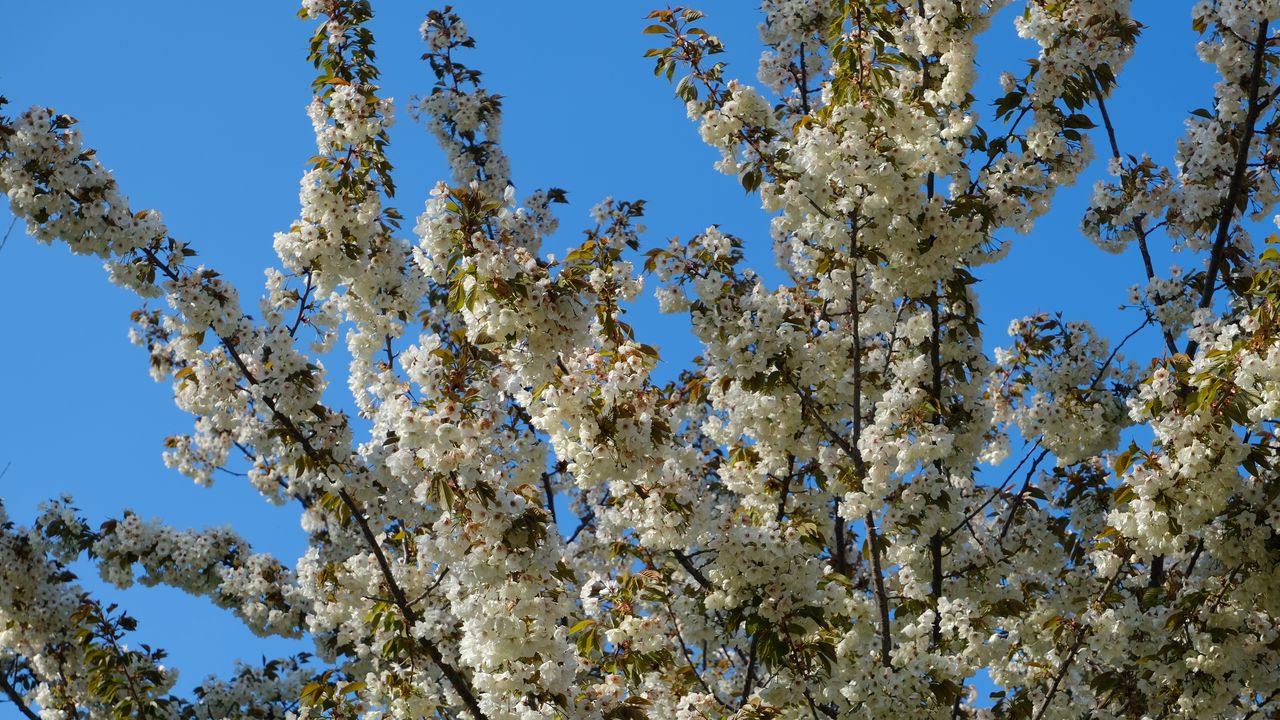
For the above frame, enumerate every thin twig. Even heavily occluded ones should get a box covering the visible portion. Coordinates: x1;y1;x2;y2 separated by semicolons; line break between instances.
1089;72;1178;355
997;448;1052;544
1032;570;1124;720
660;582;725;706
0;216;17;255
566;510;595;545
941;440;1042;542
287;270;314;337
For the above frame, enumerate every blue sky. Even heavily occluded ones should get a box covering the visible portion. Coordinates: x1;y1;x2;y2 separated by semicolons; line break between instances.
0;0;1219;704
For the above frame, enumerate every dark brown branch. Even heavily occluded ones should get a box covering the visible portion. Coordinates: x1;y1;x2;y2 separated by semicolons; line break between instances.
287;269;314;338
941;441;1044;542
930;531;944;645
566;510;595;545
776;455;796;523
831;223;868;579
832;512;851;577
1032;571;1124;720
805;689;838;719
997;448;1052;544
0;672;40;720
1089;317;1151;393
0;216;16;255
865;511;894;667
784;374;858;459
797;42;811;116
1190;21;1272;355
673;550;712;590
780;369;895;665
540;471;558;525
1182;538;1205;578
136;245;490;720
928;291;945;647
334;489;485;718
964;105;1032;198
660;584;725;706
740;634;760;704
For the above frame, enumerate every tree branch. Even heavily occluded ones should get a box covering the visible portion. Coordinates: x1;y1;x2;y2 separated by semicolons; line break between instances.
865;511;894;667
740;633;760;704
1191;21;1271;353
135;245;490;720
1032;570;1124;720
1089;71;1179;355
928;290;945;647
0;672;40;720
672;550;712;591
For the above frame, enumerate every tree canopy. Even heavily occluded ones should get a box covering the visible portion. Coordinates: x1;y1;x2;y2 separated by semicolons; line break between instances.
1;1;1279;719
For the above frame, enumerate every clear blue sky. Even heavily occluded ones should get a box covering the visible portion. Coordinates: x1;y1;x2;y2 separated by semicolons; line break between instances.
0;0;1218;703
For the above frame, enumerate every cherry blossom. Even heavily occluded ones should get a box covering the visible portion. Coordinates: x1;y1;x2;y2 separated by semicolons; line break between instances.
2;1;1279;718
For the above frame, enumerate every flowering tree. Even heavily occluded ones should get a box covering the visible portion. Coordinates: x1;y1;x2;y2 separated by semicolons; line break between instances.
2;0;1280;718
